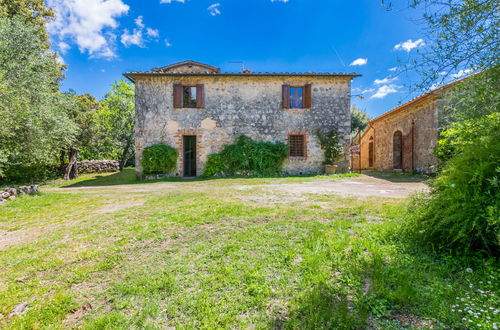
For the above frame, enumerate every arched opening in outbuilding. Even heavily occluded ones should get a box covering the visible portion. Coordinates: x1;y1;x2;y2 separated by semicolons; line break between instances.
393;131;403;169
368;136;374;168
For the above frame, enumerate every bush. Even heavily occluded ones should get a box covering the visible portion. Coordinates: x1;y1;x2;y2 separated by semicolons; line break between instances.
0;163;60;185
202;135;288;177
405;112;500;255
142;144;178;175
203;154;225;177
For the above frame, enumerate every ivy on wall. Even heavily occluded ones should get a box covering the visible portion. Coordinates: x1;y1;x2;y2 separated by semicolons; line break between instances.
203;135;288;177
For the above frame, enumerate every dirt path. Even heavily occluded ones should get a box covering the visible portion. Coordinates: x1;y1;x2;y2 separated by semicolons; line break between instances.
265;176;428;198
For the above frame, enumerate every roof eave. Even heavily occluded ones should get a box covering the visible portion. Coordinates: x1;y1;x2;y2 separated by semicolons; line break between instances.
123;72;361;79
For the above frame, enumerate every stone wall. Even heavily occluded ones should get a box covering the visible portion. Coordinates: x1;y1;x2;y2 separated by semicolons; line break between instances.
134;75;353;178
0;185;39;205
76;160;120;174
353;96;439;174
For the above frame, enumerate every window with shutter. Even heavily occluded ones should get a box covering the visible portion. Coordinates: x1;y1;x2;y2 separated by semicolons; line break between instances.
174;84;205;109
282;85;290;109
196;84;205;108
290;87;303;109
283;84;312;109
173;84;183;108
183;86;197;108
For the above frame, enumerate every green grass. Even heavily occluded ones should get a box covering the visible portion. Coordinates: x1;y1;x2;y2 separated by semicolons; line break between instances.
0;171;498;329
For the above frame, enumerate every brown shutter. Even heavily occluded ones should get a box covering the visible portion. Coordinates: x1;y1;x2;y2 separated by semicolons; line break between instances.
282;84;290;109
304;83;312;108
173;84;183;108
196;84;205;108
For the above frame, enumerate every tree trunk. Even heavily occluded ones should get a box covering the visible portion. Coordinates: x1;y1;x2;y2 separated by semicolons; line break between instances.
119;140;132;171
64;148;79;180
59;150;66;175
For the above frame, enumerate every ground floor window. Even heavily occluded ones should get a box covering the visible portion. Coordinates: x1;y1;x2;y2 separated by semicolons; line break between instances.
288;134;306;157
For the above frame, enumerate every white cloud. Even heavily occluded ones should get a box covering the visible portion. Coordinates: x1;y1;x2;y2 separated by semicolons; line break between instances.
371;85;401;99
146;28;159;38
47;0;129;58
388;67;398;72
394;38;425;52
121;28;144;48
121;16;159;48
271;0;289;2
160;0;185;3
350;58;368;66
58;41;70;54
361;88;375;94
451;68;473;79
208;3;221;16
374;77;398;85
165;39;173;47
134;16;145;29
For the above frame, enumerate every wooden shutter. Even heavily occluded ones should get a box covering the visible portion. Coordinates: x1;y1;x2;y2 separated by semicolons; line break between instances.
304;84;312;108
173;84;183;108
196;84;205;108
282;84;290;109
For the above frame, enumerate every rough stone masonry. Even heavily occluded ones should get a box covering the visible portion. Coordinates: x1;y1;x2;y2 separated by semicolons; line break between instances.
124;61;359;178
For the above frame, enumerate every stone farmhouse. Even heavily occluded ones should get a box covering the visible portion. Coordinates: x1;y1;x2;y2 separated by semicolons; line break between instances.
352;79;465;174
124;61;359;178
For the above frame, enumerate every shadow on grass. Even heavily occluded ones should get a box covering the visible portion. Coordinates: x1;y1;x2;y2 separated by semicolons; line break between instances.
61;168;361;188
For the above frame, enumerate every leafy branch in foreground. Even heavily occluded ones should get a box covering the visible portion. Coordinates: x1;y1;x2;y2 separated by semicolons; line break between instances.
384;0;499;89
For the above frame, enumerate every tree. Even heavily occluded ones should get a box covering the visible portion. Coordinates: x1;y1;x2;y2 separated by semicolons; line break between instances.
350;106;371;134
97;80;135;170
62;92;101;180
0;16;75;178
385;0;499;88
0;0;53;35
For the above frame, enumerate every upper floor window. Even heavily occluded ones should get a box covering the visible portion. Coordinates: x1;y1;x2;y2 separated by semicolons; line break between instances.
183;86;197;108
173;84;205;108
282;84;312;109
290;87;303;109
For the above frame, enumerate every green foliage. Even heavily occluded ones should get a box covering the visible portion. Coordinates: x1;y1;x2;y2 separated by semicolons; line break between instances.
202;135;288;177
203;154;225;177
351;105;371;134
96;80;135;169
316;129;344;165
384;0;499;88
142;144;178;175
406;112;500;255
64;92;102;160
0;0;53;39
2;164;60;184
0;16;75;178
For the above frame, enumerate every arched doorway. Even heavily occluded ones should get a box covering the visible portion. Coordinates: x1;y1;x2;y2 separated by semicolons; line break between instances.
393;131;403;169
368;137;374;168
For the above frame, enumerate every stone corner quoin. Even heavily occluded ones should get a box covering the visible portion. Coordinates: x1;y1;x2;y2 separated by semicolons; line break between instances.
124;61;359;178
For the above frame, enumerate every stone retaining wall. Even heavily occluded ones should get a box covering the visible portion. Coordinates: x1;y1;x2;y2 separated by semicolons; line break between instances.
0;185;39;205
76;160;120;174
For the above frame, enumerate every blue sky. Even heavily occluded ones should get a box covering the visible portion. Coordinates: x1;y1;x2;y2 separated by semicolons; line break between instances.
47;0;433;118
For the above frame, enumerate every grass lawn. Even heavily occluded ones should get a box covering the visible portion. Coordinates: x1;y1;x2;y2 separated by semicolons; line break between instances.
0;169;498;329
